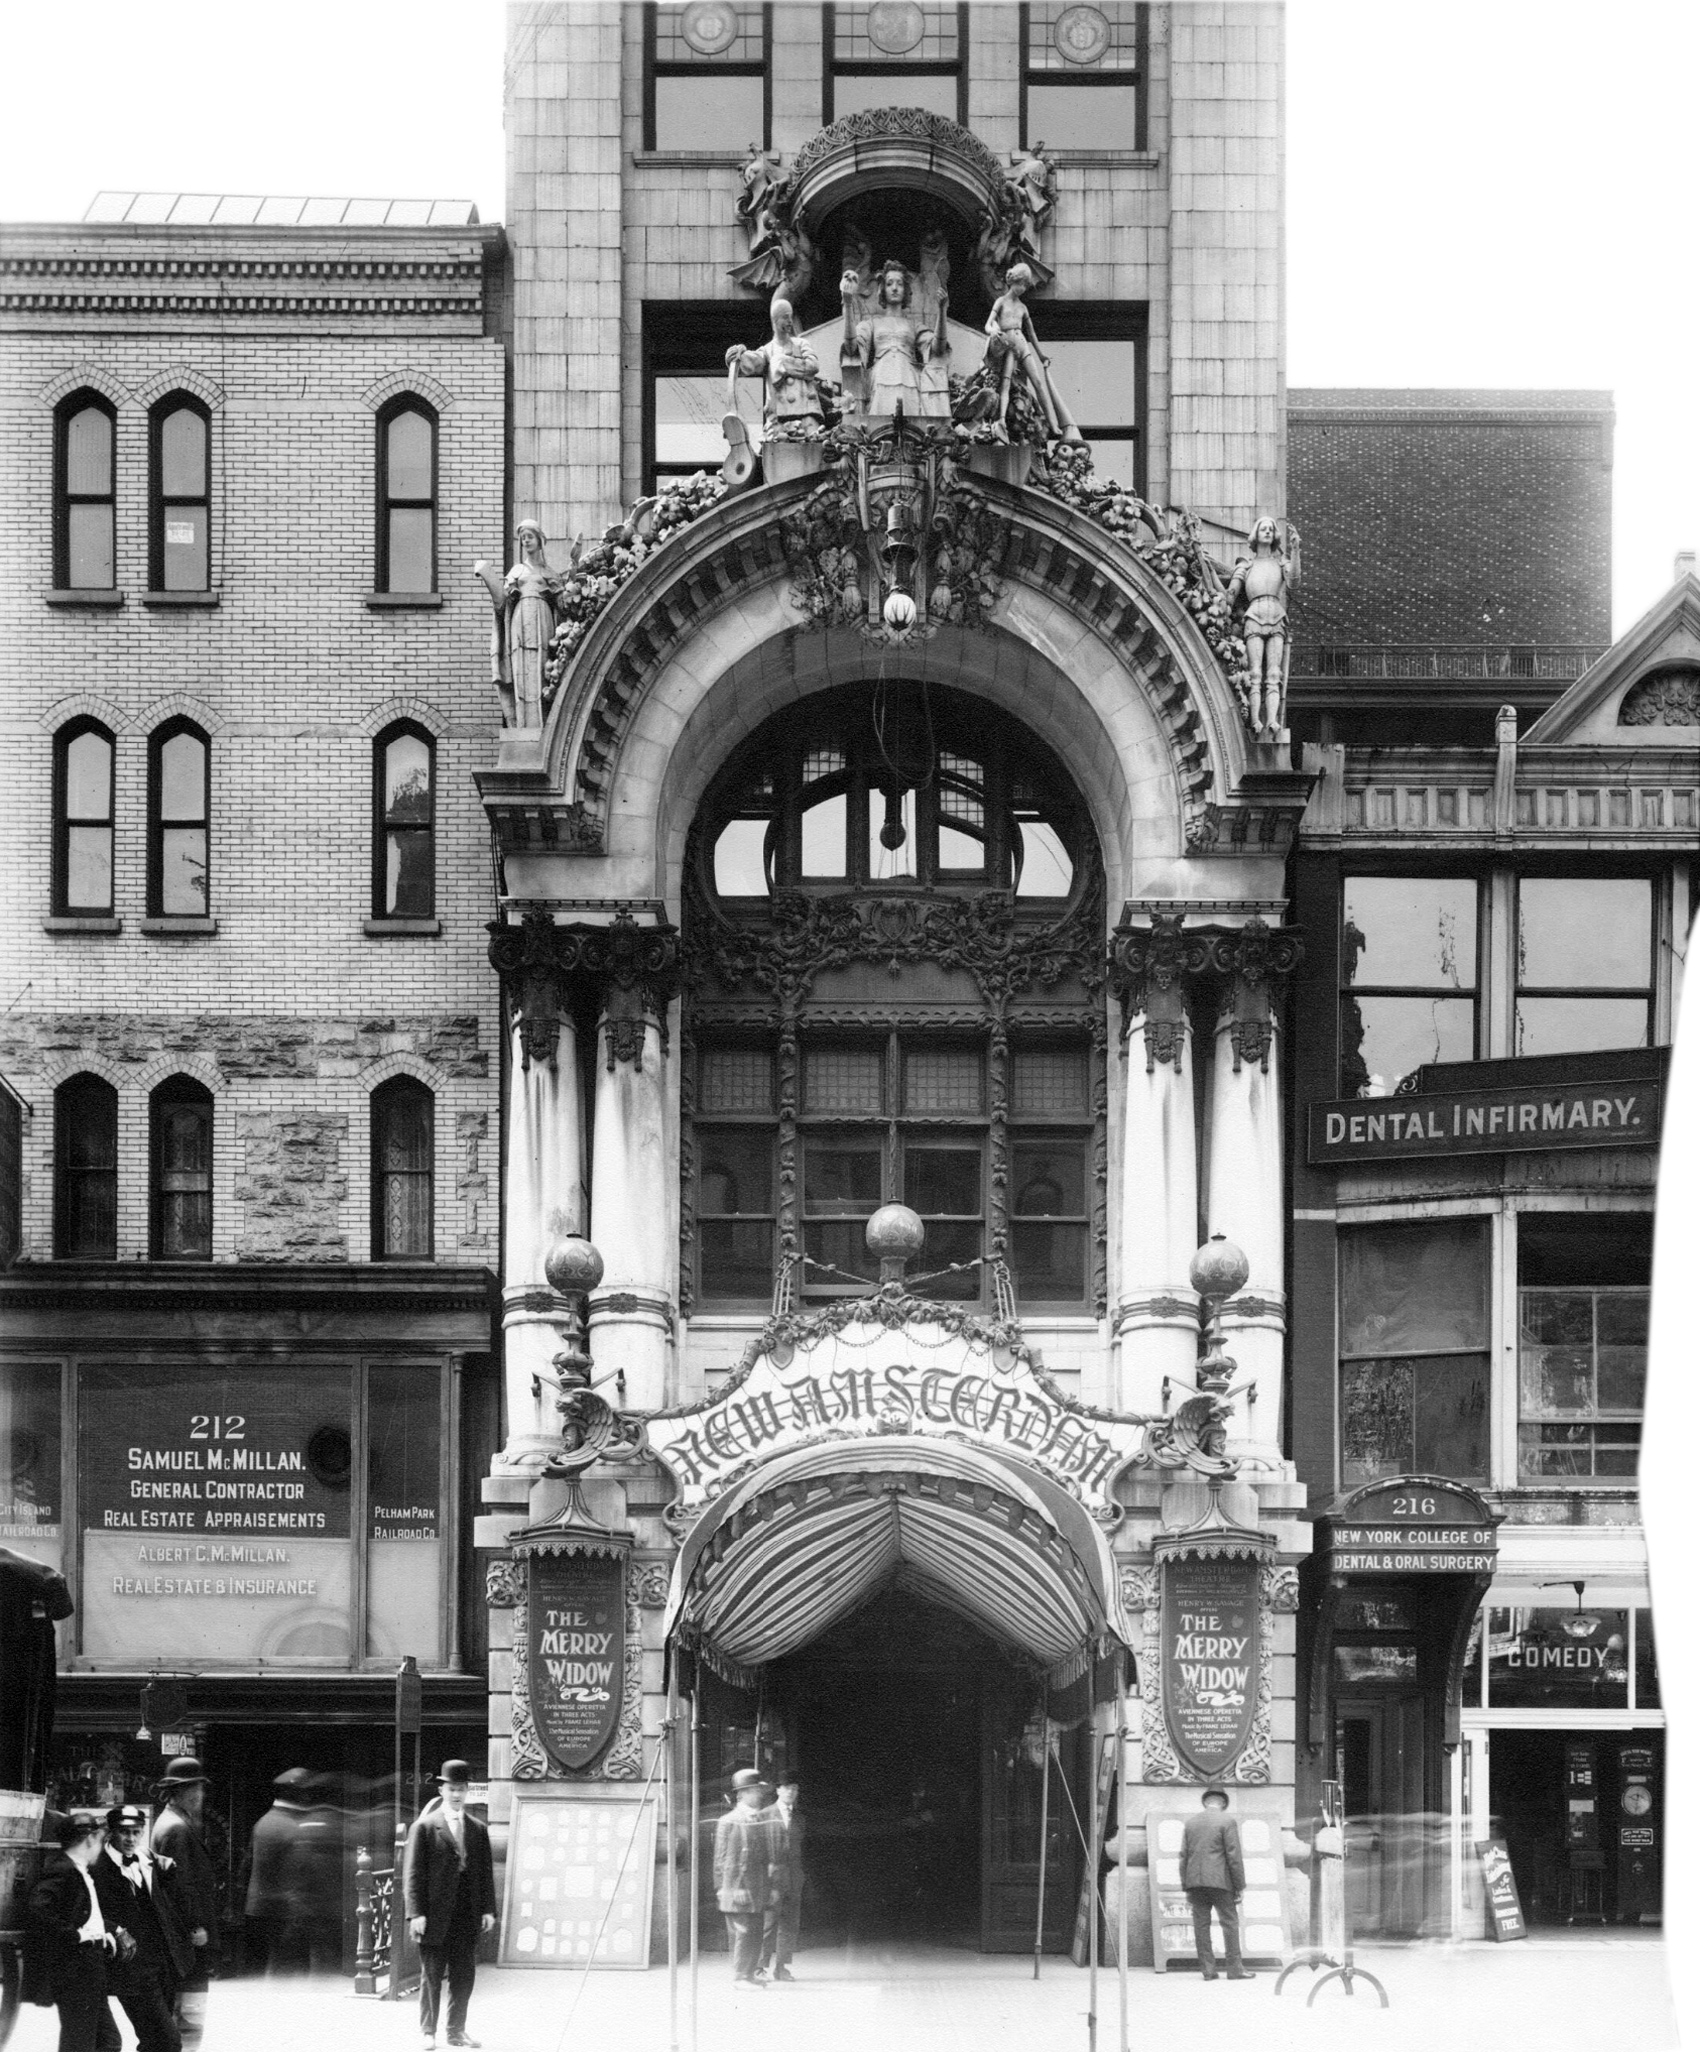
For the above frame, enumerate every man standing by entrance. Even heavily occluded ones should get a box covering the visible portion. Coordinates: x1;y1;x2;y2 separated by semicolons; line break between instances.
404;1761;497;2051
1181;1787;1253;1980
761;1781;804;1982
714;1769;778;1988
151;1759;217;2052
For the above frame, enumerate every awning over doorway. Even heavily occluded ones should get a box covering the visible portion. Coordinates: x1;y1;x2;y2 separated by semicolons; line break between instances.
662;1436;1135;1691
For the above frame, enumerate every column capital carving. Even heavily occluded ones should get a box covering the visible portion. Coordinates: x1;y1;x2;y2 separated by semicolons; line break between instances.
1199;917;1304;1075
587;908;681;1072
489;907;681;1072
1107;910;1212;1071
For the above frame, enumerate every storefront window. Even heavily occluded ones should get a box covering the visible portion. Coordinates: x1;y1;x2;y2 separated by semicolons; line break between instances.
0;1364;63;1568
1341;875;1478;1096
1517;1214;1649;1485
1338;1219;1490;1483
366;1366;443;1662
1635;1608;1659;1708
1515;877;1653;1056
1483;1605;1629;1710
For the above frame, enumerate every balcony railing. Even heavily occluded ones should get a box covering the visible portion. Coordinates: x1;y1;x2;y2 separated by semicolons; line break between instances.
1295;645;1607;682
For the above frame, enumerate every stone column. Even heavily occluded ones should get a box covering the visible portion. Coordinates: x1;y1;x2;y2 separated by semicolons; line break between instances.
1108;915;1203;1416
585;914;681;1413
1203;920;1302;1462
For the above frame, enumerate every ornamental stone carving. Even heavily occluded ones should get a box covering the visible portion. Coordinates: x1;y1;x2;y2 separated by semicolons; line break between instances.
488;909;681;1074
1225;518;1299;742
1200;918;1303;1074
1106;911;1209;1071
1619;666;1700;726
484;1556;524;1608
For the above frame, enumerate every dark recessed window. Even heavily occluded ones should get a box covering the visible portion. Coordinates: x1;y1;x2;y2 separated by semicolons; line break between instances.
372;1077;434;1260
1021;3;1146;149
55;393;117;590
55;1074;118;1260
377;400;437;593
150;1076;213;1260
645;2;771;151
643;303;768;494
148;721;210;917
1036;307;1147;491
1515;877;1653;1057
149;396;210;591
1340;874;1479;1097
825;3;968;124
374;723;436;919
52;720;115;916
1517;1215;1650;1486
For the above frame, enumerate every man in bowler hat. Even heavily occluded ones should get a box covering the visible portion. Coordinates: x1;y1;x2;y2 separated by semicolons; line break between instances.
713;1769;779;1988
404;1761;496;2050
152;1759;217;2052
1180;1787;1253;1980
760;1781;804;1982
26;1809;122;2052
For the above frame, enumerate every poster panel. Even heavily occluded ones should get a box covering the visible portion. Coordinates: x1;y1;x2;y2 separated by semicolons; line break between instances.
1476;1837;1527;1941
1146;1801;1289;1972
500;1792;656;1969
1160;1556;1260;1779
528;1551;626;1771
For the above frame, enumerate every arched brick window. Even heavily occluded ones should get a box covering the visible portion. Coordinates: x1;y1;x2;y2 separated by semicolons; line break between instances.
55;1073;118;1259
371;1077;434;1260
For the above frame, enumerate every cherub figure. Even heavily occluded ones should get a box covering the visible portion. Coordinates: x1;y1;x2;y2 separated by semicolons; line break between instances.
1226;517;1299;740
983;262;1079;441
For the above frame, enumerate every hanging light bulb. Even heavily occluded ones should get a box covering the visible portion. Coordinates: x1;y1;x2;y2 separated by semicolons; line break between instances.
1557;1580;1600;1640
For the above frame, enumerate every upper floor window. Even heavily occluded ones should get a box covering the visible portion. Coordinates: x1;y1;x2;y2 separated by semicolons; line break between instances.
1036;307;1146;491
1340;875;1478;1097
377;400;436;594
149;396;210;592
1515;876;1652;1057
644;303;764;494
1021;3;1146;149
53;720;115;917
645;2;770;150
1516;1214;1649;1486
825;3;968;124
374;724;436;920
372;1078;434;1260
150;1076;213;1260
55;393;116;590
55;1074;118;1260
148;721;209;917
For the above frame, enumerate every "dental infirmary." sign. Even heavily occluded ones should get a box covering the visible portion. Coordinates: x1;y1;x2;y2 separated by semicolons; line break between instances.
1308;1075;1662;1165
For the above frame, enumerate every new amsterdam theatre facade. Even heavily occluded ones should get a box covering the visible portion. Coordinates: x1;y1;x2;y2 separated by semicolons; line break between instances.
0;3;1693;1972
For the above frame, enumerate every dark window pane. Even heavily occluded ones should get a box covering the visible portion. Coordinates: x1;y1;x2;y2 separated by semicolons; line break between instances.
1486;1607;1628;1709
385;831;434;917
64;1098;117;1171
1520;1343;1595;1418
1519;878;1650;988
159;1186;212;1260
160;407;207;496
1344;876;1477;989
67;406;112;494
803;1218;879;1284
66;827;113;912
1340;1359;1412;1484
161;504;208;590
699;1129;773;1214
1339;1220;1489;1357
386;410;433;500
374;1084;434;1261
1520;1289;1592;1349
699;1048;773;1114
804;1048;884;1114
1011;1047;1087;1116
1041;339;1138;427
379;1088;433;1172
1515;996;1649;1058
1636;1609;1659;1708
833;73;958;120
66;730;112;819
903;1048;983;1114
713;817;771;895
1012;1142;1085;1215
384;1171;432;1258
384;733;432;822
654;71;764;150
1410;1354;1489;1478
1342;993;1474;1095
904;1146;980;1216
1011;1220;1085;1299
57;1079;117;1260
1597;1293;1649;1346
1025;80;1140;149
701;1220;774;1297
803;1138;883;1212
68;503;114;588
367;1364;442;1539
388;506;434;592
0;1363;62;1553
160;827;208;914
159;731;205;821
911;1216;980;1296
801;791;848;877
1595;1348;1647;1413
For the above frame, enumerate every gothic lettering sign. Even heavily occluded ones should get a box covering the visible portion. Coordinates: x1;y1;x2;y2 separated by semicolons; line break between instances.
527;1551;625;1772
645;1317;1146;1515
1160;1556;1261;1779
1319;1479;1499;1576
1308;1076;1662;1164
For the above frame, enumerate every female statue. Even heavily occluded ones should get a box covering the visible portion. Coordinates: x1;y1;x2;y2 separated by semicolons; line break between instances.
843;261;950;420
474;520;559;728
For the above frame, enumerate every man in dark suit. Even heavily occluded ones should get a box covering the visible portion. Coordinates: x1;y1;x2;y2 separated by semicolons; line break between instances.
27;1809;122;2052
151;1759;218;2052
403;1760;496;2051
1179;1787;1253;1981
93;1806;190;2052
713;1769;778;1989
760;1780;804;1982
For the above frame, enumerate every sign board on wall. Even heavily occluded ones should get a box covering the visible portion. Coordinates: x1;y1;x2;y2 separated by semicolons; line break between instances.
499;1793;656;1969
1160;1557;1261;1780
1308;1075;1662;1165
1477;1838;1527;1941
1146;1800;1289;1972
526;1551;626;1773
0;1363;62;1566
1317;1479;1499;1577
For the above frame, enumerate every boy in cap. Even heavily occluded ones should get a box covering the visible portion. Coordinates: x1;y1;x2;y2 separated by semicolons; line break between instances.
404;1761;496;2050
713;1769;779;1988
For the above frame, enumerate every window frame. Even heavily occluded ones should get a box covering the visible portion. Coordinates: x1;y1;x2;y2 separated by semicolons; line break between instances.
1512;871;1656;1059
371;1076;436;1262
1338;868;1485;1097
1022;304;1149;496
375;396;439;595
823;2;970;125
54;1074;119;1262
642;302;770;496
146;719;211;919
643;1;773;152
53;390;117;591
1018;2;1148;151
149;1075;214;1262
372;721;438;922
51;718;116;918
147;392;212;593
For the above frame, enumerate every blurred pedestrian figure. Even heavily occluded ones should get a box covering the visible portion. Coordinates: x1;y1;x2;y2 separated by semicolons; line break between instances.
290;1774;344;1974
94;1806;190;2052
714;1769;778;1989
760;1780;804;1982
404;1760;496;2051
243;1769;310;1974
152;1759;217;2050
25;1809;122;2052
1181;1787;1253;1981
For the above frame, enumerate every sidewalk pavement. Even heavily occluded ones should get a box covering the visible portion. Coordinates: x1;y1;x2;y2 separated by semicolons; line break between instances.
7;1932;1675;2052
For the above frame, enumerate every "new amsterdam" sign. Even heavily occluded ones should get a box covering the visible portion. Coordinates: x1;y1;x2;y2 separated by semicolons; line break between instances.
1309;1073;1662;1165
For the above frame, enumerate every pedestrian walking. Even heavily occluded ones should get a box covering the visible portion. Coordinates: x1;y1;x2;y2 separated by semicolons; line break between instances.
713;1769;779;1988
25;1809;122;2052
243;1769;309;1974
760;1781;804;1982
93;1806;192;2052
1180;1787;1253;1981
151;1758;218;2052
403;1760;497;2052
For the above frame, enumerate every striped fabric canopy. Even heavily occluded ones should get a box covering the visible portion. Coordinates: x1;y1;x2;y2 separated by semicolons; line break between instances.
663;1437;1134;1688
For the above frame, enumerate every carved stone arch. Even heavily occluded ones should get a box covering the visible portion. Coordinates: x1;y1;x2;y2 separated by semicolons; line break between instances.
38;693;134;735
35;1054;133;1098
133;367;227;412
133;692;226;736
356;1051;445;1091
39;364;132;410
133;1054;227;1097
360;368;456;414
357;694;452;741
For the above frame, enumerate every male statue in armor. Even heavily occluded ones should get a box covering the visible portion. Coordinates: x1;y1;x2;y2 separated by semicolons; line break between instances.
1226;516;1298;740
